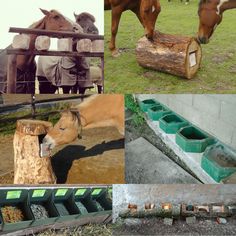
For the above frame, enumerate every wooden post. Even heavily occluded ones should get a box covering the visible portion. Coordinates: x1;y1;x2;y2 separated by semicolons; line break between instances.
7;55;17;93
101;56;104;93
136;31;202;79
13;119;56;184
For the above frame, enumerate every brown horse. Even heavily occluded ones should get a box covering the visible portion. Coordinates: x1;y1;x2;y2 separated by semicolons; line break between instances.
105;0;161;57
198;0;236;44
2;9;78;93
42;94;124;149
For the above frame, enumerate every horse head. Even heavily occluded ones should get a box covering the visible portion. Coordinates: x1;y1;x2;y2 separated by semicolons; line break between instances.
197;0;224;44
74;12;99;34
39;8;80;32
43;110;82;150
140;0;161;40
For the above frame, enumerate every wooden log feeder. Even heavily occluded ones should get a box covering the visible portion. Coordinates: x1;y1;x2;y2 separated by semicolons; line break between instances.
136;31;202;79
13;119;56;184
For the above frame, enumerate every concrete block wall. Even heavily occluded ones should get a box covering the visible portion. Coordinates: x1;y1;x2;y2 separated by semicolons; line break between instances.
138;95;236;150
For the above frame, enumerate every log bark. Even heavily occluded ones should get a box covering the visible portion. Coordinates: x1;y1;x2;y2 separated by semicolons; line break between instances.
35;36;51;51
13;119;56;184
77;39;92;53
136;31;202;79
92;40;104;53
57;38;73;51
12;34;30;49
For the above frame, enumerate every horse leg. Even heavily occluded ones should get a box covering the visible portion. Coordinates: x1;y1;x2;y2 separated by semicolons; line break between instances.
97;85;103;94
38;76;56;94
78;87;86;95
62;86;71;94
109;6;123;57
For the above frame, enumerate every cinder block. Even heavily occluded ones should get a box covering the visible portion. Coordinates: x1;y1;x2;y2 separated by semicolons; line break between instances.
193;95;221;118
220;101;236;126
152;95;169;106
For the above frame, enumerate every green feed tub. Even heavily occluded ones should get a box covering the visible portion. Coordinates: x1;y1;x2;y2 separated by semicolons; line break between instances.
0;189;33;232
176;126;215;153
201;143;236;182
29;189;59;227
139;99;159;112
147;105;171;121
53;188;80;223
159;114;189;134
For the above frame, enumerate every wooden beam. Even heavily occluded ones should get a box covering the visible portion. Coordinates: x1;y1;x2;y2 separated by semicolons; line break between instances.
7;55;17;93
1;213;112;236
6;49;103;58
9;27;104;40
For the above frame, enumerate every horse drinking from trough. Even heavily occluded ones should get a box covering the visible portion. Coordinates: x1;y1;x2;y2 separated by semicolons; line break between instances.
37;12;102;94
198;0;236;44
0;9;79;93
42;94;124;150
105;0;161;57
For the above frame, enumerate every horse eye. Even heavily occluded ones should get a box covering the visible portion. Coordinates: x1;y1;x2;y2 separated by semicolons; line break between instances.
59;127;65;131
54;15;60;20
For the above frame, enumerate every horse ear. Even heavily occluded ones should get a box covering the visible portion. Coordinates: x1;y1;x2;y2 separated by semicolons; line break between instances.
74;12;78;19
40;8;50;16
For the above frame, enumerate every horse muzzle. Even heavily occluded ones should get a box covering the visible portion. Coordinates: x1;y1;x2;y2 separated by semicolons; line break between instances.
197;36;209;44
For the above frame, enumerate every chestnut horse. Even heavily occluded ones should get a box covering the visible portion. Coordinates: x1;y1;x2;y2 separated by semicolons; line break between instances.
105;0;161;57
198;0;236;44
0;9;78;93
42;94;124;149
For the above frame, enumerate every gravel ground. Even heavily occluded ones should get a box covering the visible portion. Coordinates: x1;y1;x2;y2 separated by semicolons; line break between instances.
113;217;236;235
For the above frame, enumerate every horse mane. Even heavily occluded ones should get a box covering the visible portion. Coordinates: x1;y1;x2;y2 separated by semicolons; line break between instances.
76;12;96;23
29;17;46;29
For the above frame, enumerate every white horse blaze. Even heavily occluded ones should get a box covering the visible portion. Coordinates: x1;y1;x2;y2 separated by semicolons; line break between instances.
216;0;229;15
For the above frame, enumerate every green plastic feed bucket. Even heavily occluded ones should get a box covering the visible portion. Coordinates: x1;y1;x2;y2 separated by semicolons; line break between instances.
29;188;59;227
52;188;80;223
91;188;112;211
159;114;189;134
147;105;172;121
201;143;236;182
176;126;215;153
0;189;34;232
139;99;159;112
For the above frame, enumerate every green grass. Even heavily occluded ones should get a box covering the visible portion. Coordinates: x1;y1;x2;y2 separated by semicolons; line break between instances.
105;0;236;93
125;94;145;127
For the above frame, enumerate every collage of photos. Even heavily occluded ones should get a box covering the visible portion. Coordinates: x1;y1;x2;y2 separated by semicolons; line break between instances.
0;0;236;235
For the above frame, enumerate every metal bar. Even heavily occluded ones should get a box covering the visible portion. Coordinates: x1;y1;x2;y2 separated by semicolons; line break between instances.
6;49;103;57
9;27;104;40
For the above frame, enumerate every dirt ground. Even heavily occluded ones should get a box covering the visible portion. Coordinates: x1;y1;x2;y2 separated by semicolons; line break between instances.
113;217;236;236
0;126;124;184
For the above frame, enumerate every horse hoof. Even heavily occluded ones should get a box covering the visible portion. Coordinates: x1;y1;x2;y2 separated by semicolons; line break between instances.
111;50;121;58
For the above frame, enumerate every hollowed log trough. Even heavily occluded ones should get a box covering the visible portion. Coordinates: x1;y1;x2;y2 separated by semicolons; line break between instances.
13;119;56;184
136;31;202;79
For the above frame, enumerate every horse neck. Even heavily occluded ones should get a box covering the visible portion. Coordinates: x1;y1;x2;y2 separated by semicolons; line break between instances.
78;95;117;128
219;0;236;13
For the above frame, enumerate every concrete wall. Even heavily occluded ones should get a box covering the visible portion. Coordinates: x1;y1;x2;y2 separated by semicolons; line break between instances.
113;184;236;221
137;95;236;150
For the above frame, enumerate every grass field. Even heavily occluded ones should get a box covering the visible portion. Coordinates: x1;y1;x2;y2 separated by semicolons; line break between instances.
105;0;236;93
